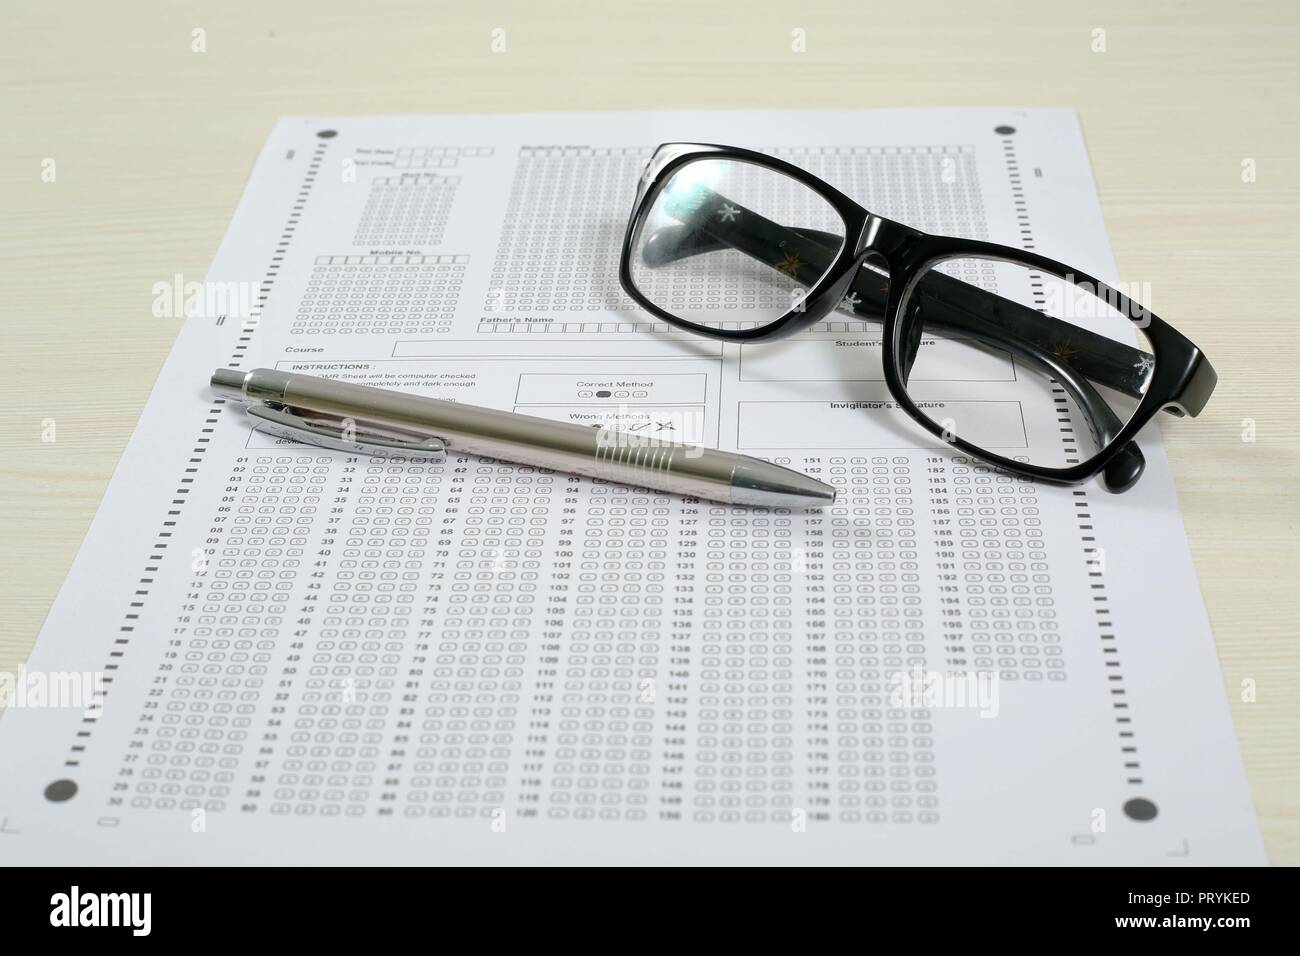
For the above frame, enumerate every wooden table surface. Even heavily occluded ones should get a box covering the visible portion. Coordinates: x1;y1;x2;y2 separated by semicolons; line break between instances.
2;0;1297;863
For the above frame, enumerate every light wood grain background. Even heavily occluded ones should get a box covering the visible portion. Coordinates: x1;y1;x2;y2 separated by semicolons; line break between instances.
2;0;1297;863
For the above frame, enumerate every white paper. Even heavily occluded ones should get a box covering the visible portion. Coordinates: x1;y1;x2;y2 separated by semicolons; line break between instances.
0;109;1263;864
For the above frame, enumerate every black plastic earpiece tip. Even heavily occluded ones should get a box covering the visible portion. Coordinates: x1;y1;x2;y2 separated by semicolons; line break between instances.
639;227;680;268
1100;442;1145;493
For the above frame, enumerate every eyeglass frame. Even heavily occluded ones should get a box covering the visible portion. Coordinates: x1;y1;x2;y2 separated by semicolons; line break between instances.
618;142;1217;493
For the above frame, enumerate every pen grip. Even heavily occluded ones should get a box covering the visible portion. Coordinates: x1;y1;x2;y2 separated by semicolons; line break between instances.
277;371;739;499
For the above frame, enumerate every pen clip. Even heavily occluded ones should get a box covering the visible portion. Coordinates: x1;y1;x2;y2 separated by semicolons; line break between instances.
245;402;447;458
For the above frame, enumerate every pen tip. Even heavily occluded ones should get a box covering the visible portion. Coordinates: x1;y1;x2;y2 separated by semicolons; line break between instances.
731;459;837;509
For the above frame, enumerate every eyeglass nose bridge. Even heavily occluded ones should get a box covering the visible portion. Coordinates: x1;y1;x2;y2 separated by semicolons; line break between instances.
850;214;916;261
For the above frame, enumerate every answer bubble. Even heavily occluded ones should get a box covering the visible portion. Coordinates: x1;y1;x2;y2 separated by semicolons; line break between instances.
44;779;78;802
1123;797;1158;821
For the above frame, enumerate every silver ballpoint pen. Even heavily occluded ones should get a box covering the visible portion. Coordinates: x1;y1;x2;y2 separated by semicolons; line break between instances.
211;368;837;508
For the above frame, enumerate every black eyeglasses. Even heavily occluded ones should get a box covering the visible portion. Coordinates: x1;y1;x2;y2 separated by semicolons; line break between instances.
618;143;1217;493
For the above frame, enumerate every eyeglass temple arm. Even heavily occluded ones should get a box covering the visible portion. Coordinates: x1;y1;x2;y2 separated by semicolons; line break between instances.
809;229;1155;397
646;193;1146;490
643;216;1152;401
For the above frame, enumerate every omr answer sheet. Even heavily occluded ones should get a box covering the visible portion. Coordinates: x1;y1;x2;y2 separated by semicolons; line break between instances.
0;109;1264;864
